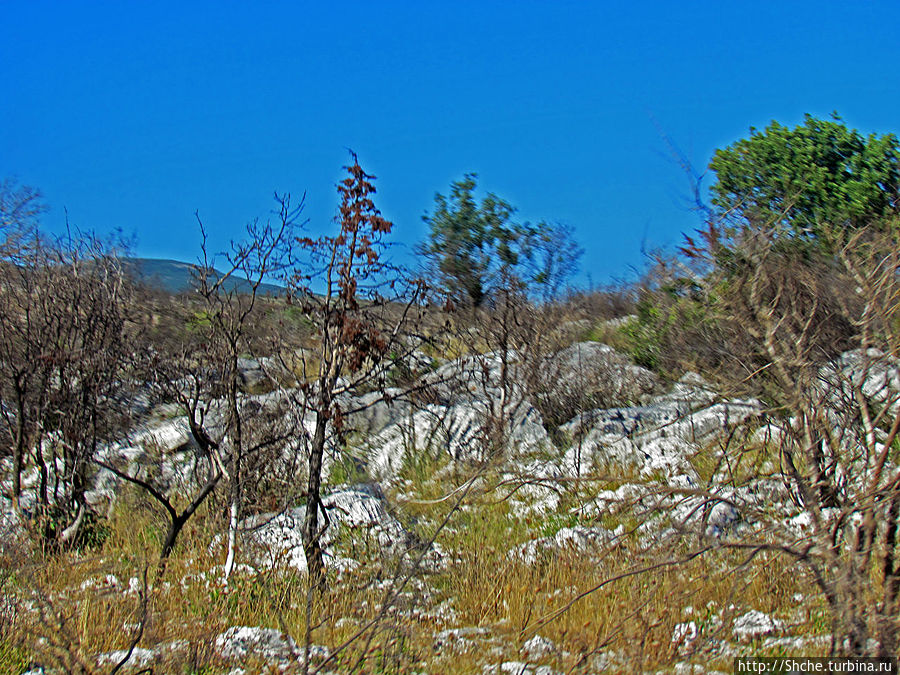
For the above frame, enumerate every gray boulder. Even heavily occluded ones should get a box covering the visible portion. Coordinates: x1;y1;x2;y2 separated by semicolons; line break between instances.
821;348;900;406
560;373;759;479
236;356;280;392
510;525;620;564
365;400;554;484
732;610;782;642
533;342;660;426
420;350;525;406
231;484;412;574
215;625;299;661
343;388;411;436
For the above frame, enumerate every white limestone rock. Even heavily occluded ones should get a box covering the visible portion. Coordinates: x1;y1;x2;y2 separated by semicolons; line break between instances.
511;525;618;564
95;647;158;668
231;484;413;574
522;634;557;658
366;400;554;484
345;388;411;436
671;620;699;655
732;610;782;642
560;386;759;480
535;341;660;414
214;626;299;661
483;662;561;675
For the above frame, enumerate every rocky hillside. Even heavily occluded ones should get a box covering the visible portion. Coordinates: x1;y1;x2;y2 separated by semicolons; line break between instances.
4;326;897;673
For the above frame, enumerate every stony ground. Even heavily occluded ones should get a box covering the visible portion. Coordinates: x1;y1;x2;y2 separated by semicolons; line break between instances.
3;339;889;674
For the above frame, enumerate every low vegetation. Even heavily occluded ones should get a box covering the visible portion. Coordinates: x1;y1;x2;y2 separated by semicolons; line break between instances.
3;116;900;673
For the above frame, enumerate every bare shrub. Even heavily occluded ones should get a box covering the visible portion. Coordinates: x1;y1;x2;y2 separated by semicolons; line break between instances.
589;221;900;657
0;180;132;547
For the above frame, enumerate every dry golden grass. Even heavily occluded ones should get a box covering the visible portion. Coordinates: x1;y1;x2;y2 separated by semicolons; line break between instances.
1;495;832;675
1;430;836;674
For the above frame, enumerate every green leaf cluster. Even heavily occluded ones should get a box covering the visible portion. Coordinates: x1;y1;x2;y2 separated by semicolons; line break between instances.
419;174;581;307
419;174;523;308
621;278;708;372
709;113;900;240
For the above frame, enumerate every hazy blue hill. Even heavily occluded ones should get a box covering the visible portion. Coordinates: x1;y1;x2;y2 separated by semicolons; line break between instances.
124;258;284;296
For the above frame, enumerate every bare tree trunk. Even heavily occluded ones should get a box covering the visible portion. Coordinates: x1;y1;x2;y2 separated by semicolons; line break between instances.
223;498;239;580
9;385;28;513
59;441;90;546
877;488;900;656
58;502;85;545
304;407;328;589
223;371;243;582
11;431;24;513
34;440;49;537
160;514;188;568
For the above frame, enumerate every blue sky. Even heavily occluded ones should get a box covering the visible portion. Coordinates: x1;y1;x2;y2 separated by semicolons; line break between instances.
2;1;899;285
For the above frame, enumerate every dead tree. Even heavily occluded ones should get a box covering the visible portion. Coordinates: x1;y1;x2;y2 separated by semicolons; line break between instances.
0;182;132;546
192;211;297;579
287;154;426;590
99;200;298;574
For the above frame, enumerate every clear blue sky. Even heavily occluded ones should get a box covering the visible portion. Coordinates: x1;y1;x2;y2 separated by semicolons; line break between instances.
3;1;899;286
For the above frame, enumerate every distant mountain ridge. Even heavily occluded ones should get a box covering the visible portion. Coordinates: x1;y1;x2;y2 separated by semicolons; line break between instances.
124;258;284;296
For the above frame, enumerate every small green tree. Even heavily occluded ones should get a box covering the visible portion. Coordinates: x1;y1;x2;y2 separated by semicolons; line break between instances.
419;174;526;309
709;113;900;239
420;174;582;308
